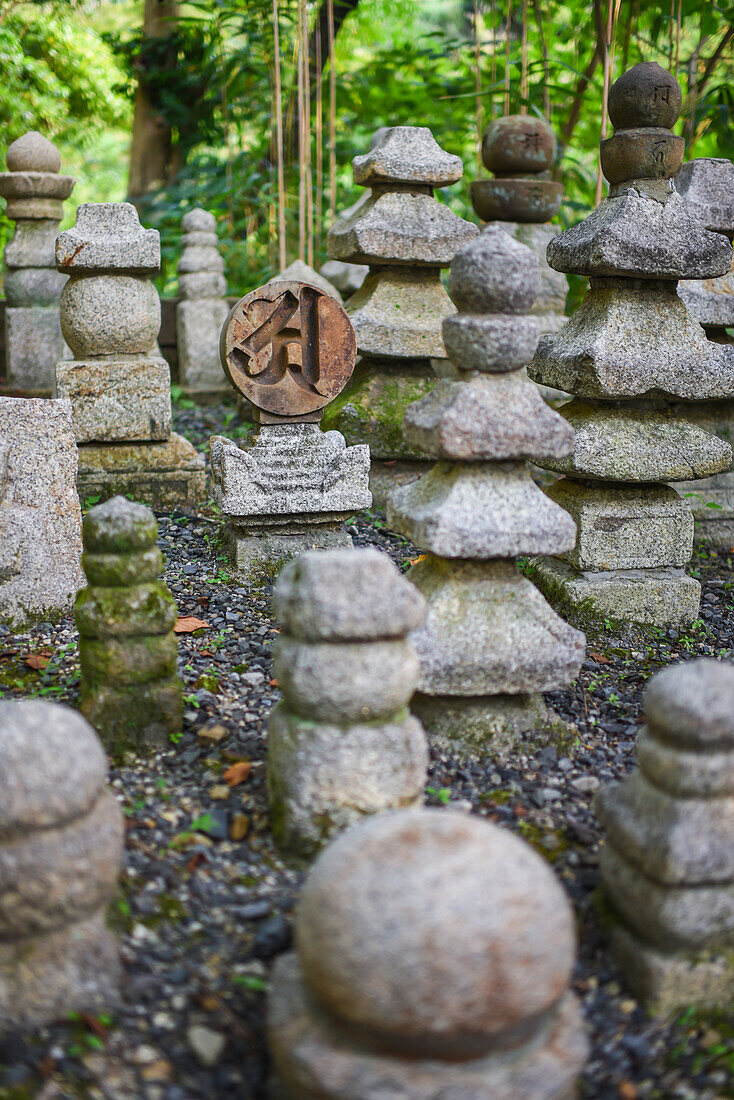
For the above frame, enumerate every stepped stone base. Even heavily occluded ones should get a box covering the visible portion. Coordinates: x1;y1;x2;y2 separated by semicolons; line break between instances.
223;521;353;579
411;692;573;759
609;922;734;1017
76;433;206;512
676;470;734;548
532;557;700;628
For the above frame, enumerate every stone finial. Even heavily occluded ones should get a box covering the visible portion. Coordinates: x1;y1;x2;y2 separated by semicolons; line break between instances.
596;659;734;1012
56;202;160;275
0;699;122;1033
608;61;683;131
352;125;463;187
0;132;74;222
6;131;61;174
177;207;227;301
448;223;541;316
482;115;556;175
75;496;182;752
266;548;428;857
472;115;562;223
268;809;588;1094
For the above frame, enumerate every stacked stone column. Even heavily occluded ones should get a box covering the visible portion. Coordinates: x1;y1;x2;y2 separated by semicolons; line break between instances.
529;62;734;628
0;132;74;395
387;226;584;753
176;208;230;401
75;496;183;752
323;126;478;502
597;659;734;1014
268;809;588;1097
266;548;428;858
0;699;122;1033
673;158;734;546
54;202;205;510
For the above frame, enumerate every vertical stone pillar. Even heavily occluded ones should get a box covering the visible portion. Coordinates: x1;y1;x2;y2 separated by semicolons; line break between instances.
266;548;428;857
387;226;584;754
54;202;205;511
0;699;122;1033
596;659;734;1014
268;809;588;1096
176;208;230;401
529;62;734;628
75;496;183;752
0;132;75;395
323;126;478;503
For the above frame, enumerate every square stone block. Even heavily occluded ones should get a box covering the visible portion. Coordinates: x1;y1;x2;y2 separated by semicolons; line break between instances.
5;306;66;395
176;298;230;396
56;356;172;443
549;479;693;570
76;433;205;513
224;522;353;581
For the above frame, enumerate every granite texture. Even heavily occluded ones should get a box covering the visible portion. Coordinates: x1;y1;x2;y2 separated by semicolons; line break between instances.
55;357;172;443
352;126;463;187
60;275;161;358
76;434;206;513
56;202;160;274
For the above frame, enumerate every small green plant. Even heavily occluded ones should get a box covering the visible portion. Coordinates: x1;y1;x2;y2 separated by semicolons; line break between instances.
426;786;451;805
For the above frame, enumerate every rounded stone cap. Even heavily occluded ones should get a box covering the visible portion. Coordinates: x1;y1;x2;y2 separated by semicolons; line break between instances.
448;224;541;315
481;115;556;175
608;62;682;131
83;496;158;555
182;208;217;233
295;809;576;1061
6;131;61;174
273;547;426;642
0;699;107;838
645;658;734;750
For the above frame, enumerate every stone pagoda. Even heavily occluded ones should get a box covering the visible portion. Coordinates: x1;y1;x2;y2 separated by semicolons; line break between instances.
0;132;75;395
54;203;205;510
323;126;478;503
674;158;734;546
387;226;584;753
528;62;734;628
211;278;371;577
471;114;568;337
176;208;230;401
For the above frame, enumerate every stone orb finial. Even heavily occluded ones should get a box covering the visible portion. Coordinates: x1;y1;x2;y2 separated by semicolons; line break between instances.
448;224;541;316
295;808;576;1061
182;207;217;233
644;657;734;749
6;131;61;174
608;61;682;131
482;115;556;176
82;495;159;555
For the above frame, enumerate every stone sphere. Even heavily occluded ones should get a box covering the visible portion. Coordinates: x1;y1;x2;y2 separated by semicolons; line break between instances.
6;131;61;174
83;496;158;554
645;658;734;750
0;700;107;837
482;115;556;175
182;207;217;233
296;809;576;1061
448;225;541;315
608;62;682;131
60;274;161;357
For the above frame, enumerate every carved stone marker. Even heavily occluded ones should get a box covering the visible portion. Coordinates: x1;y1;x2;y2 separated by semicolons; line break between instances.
0;132;75;395
211;279;371;576
0;699;122;1033
176;208;230;401
596;659;734;1014
268;808;588;1097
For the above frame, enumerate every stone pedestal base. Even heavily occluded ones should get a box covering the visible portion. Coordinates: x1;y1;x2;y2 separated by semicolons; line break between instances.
411;692;572;759
224;521;353;579
609;922;734;1017
80;679;183;755
0;909;120;1034
532;557;700;628
76;433;205;512
677;470;734;548
268;953;588;1100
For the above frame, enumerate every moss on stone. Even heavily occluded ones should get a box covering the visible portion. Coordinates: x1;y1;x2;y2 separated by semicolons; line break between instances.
322;362;435;459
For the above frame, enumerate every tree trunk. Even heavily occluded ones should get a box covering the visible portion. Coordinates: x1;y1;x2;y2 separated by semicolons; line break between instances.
127;0;180;200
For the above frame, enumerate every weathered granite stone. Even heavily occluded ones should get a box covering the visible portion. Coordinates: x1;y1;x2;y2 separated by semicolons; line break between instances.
323;126;478;497
76;434;205;512
269;809;588;1095
596;659;734;1012
60;275;161;358
319;258;368;297
76;497;182;752
56;357;172;442
272;259;343;302
56;202;159;274
266;549;428;857
0;700;122;1033
174;208;230;399
0;397;83;629
387;226;584;751
0;132;74;394
529;62;734;627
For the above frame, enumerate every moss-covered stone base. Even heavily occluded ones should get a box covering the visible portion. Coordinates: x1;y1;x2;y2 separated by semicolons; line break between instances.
224;522;353;583
77;433;206;513
81;677;183;755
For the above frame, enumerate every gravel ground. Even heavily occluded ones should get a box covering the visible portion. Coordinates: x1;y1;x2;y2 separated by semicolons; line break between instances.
0;400;733;1100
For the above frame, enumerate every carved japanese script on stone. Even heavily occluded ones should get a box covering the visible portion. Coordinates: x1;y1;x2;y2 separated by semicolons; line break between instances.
220;280;357;417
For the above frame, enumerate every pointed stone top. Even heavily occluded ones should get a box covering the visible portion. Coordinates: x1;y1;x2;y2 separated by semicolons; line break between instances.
482;115;556;176
608;61;682;131
83;496;158;554
352;126;463;188
56;202;160;274
6;131;61;174
183;207;217;233
645;658;734;750
272;259;343;302
448;224;540;315
676;158;734;236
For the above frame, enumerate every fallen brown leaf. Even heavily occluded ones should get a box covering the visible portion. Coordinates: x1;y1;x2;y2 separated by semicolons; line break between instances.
269;677;280;687
25;654;49;670
589;651;610;664
174;616;210;634
223;760;252;787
